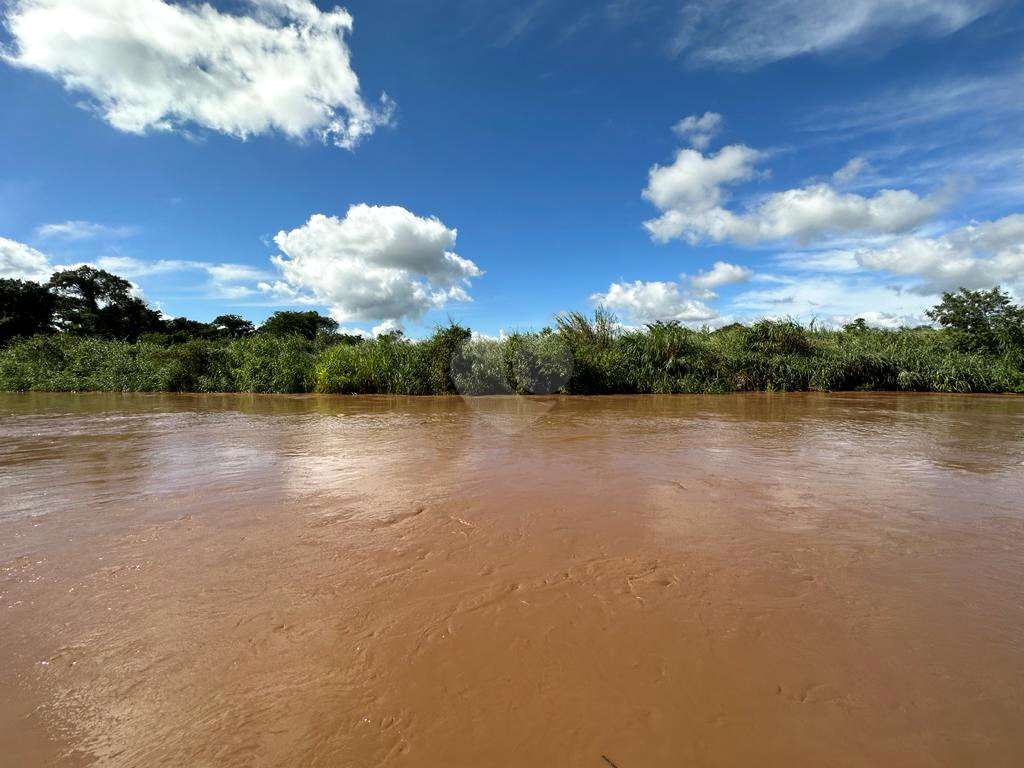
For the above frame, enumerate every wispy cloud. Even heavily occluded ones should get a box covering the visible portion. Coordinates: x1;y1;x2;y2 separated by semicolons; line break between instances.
668;0;1000;66
494;0;549;47
811;60;1024;137
35;220;139;241
729;275;934;328
89;257;272;298
0;236;272;298
801;59;1024;203
672;112;722;150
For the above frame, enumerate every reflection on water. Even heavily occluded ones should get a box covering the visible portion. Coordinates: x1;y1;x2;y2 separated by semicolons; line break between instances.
1;392;1023;767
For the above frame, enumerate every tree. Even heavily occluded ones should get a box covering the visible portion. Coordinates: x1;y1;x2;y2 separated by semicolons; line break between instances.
259;310;338;340
47;266;162;340
212;314;255;339
165;316;213;341
926;287;1024;354
0;278;55;345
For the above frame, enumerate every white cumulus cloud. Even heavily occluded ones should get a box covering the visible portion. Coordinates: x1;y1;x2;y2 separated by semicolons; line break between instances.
643;128;945;245
642;144;762;242
1;0;393;148
266;205;482;324
591;280;719;326
853;213;1024;294
689;261;754;298
0;237;53;281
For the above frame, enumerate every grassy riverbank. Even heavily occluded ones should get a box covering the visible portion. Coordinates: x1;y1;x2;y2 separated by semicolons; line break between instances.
2;318;1022;394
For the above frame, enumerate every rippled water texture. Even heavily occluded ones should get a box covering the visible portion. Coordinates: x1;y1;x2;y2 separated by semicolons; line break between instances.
2;392;1023;767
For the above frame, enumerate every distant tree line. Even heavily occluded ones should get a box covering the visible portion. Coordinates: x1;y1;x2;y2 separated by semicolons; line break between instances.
0;265;359;346
1;265;1023;394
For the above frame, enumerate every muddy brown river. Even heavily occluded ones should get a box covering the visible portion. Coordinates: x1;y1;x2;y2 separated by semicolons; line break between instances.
2;393;1023;767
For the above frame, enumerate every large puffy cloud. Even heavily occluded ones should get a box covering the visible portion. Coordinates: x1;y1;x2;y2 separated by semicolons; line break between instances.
743;184;942;243
643;144;760;215
643;125;944;245
592;260;756;326
623;114;1023;329
671;0;996;67
265;205;482;324
1;0;392;148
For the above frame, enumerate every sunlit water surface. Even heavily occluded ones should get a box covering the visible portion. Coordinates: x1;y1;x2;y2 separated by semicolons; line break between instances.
2;392;1023;767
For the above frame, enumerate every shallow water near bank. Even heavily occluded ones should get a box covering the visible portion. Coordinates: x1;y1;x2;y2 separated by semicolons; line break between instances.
2;392;1023;767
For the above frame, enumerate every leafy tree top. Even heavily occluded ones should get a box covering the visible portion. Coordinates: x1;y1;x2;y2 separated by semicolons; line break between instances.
46;265;161;340
259;310;338;340
926;286;1024;354
0;278;55;345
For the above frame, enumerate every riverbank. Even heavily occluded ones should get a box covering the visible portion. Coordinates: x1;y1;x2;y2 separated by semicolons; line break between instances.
2;320;1022;395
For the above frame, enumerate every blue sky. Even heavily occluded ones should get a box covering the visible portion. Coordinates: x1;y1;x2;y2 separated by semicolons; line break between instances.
1;0;1023;337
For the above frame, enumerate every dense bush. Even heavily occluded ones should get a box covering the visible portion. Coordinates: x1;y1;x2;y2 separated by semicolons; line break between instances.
2;311;1023;395
450;339;511;395
505;333;575;394
225;335;318;393
314;334;428;394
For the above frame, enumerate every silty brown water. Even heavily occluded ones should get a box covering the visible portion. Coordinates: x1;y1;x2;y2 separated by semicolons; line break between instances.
2;392;1023;767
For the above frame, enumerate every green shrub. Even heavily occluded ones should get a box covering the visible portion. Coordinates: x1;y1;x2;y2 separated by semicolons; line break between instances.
226;335;316;393
422;324;473;394
506;333;574;394
450;339;512;395
313;336;427;394
743;319;813;356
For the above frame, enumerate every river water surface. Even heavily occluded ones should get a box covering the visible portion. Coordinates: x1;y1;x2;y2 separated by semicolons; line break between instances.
2;393;1023;767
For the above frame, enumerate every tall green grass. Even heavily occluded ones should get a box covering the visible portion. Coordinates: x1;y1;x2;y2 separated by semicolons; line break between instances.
2;317;1022;394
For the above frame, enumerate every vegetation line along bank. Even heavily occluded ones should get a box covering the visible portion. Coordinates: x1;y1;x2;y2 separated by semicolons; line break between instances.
2;267;1023;394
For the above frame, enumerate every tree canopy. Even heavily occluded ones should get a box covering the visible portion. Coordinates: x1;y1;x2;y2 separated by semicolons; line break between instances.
212;314;255;339
259;310;338;340
926;287;1024;354
47;266;162;341
0;278;55;345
